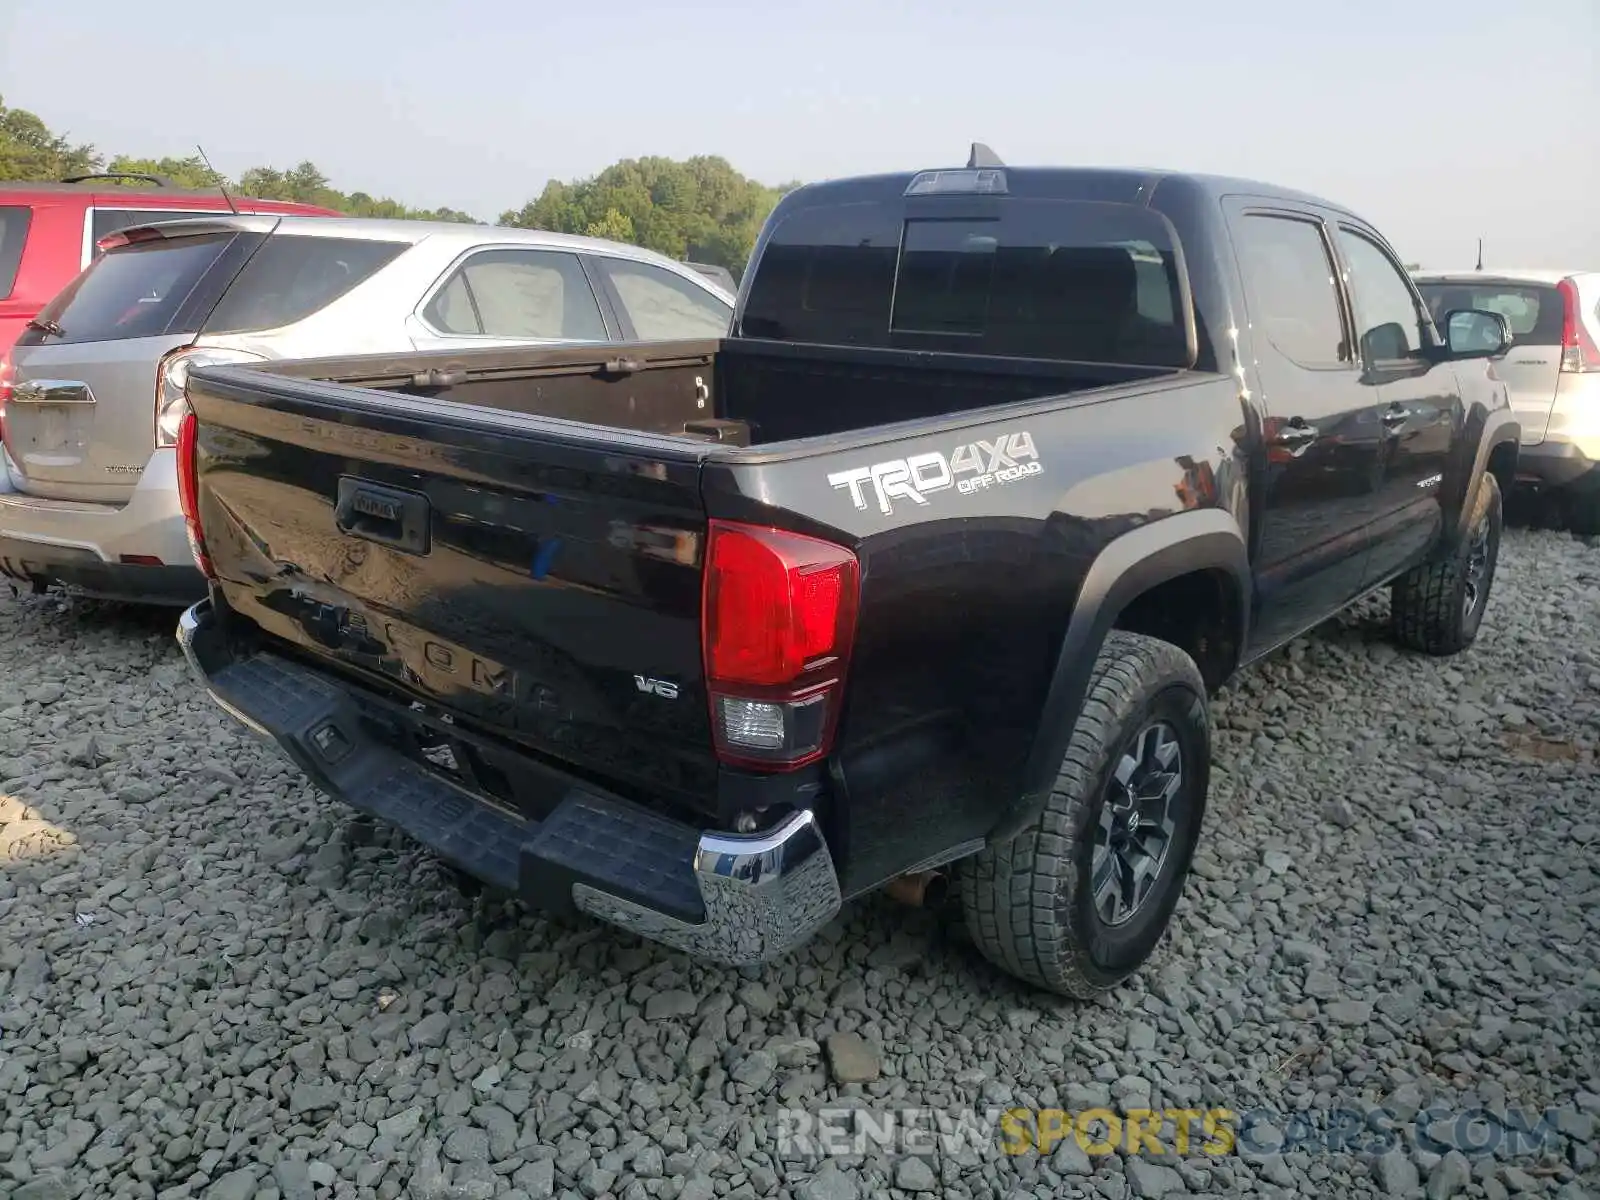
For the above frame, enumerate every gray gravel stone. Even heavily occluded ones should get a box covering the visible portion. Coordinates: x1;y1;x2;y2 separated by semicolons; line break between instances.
824;1032;881;1083
1375;1148;1420;1195
893;1157;938;1193
203;1168;259;1200
1126;1158;1186;1198
796;1165;859;1200
1427;1150;1472;1200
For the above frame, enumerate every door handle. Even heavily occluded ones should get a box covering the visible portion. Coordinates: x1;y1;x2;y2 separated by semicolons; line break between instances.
1381;406;1410;426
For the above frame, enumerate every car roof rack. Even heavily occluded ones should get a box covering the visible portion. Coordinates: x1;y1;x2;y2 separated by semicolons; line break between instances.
966;143;1004;169
60;171;174;188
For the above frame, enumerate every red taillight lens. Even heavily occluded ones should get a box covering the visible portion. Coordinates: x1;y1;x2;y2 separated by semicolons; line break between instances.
702;520;860;770
1558;278;1600;374
175;409;215;579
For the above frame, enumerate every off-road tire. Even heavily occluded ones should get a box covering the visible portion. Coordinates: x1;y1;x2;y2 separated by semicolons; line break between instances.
959;631;1210;997
1391;470;1502;656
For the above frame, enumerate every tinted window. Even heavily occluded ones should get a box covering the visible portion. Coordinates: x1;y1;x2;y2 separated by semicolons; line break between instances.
1233;215;1348;367
0;206;30;299
1415;281;1564;346
601;258;730;339
1337;228;1424;360
17;233;237;345
424;249;607;341
740;198;1191;367
90;209;235;255
204;235;407;334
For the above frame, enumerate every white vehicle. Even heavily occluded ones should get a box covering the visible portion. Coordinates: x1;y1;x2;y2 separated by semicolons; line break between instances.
0;217;736;603
1413;269;1600;532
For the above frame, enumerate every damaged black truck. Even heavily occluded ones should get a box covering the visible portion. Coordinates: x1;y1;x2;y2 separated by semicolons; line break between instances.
174;150;1520;995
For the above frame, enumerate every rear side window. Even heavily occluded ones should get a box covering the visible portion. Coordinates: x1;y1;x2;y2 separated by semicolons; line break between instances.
0;206;30;299
1415;281;1564;346
16;233;241;345
1231;215;1349;368
598;258;731;339
203;235;407;334
422;249;608;341
740;198;1192;367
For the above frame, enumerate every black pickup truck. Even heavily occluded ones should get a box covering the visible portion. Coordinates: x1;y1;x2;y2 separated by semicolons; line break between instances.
173;149;1520;996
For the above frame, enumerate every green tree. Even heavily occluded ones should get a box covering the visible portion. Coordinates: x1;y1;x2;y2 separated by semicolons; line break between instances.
238;162;478;222
0;95;99;181
500;155;787;275
105;154;224;189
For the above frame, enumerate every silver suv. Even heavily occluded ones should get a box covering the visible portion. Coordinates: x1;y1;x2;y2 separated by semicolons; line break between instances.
1413;269;1600;532
0;215;735;603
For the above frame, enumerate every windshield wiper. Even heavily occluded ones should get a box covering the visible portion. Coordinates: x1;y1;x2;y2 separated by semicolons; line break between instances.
26;318;64;338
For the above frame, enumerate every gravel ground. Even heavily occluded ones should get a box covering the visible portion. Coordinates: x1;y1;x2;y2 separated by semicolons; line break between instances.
1;523;1597;1200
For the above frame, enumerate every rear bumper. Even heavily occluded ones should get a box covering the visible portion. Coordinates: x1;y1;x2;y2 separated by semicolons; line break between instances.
1512;438;1600;492
176;599;842;966
0;448;203;604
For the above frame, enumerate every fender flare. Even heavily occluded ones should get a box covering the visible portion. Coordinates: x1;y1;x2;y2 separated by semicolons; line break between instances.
987;507;1250;846
1444;408;1520;549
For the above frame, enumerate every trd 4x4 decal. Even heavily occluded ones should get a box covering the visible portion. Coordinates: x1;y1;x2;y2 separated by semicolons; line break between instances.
827;430;1041;516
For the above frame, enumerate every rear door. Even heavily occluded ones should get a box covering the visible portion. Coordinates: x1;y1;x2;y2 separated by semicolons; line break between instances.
4;223;269;501
1415;275;1564;444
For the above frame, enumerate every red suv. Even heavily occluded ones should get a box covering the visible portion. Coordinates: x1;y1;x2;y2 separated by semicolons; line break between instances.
0;172;340;357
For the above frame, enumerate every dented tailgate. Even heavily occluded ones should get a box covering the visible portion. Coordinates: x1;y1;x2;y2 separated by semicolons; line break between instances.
186;364;724;814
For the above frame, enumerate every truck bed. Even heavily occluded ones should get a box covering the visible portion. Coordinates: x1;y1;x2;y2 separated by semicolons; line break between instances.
252;337;1179;448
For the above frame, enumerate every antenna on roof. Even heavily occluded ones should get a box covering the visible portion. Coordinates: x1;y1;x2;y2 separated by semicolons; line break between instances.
1474;238;1483;272
967;142;1005;169
195;144;239;215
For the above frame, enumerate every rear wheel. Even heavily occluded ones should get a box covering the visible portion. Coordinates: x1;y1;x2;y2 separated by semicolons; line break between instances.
960;631;1210;997
1390;470;1502;655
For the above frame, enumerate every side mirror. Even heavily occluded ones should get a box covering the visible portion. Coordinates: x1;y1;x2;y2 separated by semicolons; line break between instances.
1445;309;1510;358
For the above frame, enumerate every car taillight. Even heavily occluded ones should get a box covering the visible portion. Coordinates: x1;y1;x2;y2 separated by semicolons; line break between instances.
701;520;860;770
1558;278;1600;374
175;409;215;580
155;347;264;448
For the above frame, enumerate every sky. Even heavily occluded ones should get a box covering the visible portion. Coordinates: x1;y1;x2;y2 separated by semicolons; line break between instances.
3;0;1596;270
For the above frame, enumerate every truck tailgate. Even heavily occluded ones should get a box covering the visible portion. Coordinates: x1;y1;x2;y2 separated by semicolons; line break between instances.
186;368;722;814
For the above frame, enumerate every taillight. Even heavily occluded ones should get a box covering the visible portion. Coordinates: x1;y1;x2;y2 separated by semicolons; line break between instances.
155;347;264;448
175;409;215;580
701;520;860;770
1558;278;1600;374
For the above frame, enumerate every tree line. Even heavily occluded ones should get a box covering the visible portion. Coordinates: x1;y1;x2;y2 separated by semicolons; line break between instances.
1;96;792;275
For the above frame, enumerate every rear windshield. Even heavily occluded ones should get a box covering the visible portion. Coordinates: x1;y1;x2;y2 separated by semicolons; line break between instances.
16;233;242;345
203;234;407;334
739;197;1192;367
1416;281;1565;346
0;206;31;299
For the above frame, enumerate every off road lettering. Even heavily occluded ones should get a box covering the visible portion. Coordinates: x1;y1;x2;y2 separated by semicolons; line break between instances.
829;430;1041;515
